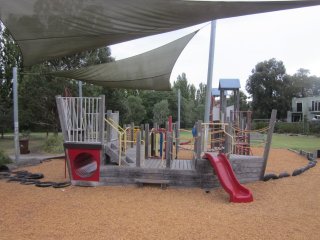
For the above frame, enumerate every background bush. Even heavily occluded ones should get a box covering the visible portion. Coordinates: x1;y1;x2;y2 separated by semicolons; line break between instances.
42;134;64;154
0;149;11;165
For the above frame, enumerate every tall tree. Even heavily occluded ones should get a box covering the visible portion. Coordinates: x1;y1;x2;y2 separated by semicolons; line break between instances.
0;25;22;137
246;58;289;119
19;46;114;131
153;100;170;126
125;95;146;124
291;68;320;97
227;90;250;111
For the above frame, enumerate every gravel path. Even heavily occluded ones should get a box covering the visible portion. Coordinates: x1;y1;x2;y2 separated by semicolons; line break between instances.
0;149;319;240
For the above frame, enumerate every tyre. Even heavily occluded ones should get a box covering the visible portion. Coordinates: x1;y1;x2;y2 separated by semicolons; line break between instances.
52;182;71;188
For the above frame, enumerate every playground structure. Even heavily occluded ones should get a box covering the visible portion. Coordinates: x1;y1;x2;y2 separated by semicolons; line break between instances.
210;79;256;156
56;93;276;203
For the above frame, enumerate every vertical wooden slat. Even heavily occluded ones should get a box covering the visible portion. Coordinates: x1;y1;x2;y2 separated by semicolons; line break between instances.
145;124;149;159
260;109;277;180
136;132;141;167
131;122;134;148
166;131;171;169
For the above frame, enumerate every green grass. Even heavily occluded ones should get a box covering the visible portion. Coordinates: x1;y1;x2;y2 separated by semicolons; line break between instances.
0;132;64;156
178;131;319;152
0;149;11;165
271;133;320;152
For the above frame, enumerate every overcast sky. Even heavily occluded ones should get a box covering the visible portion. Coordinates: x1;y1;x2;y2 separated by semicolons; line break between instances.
110;5;320;94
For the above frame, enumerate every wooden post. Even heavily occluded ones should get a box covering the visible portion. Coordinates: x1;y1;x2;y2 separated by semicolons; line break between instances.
136;131;141;167
140;124;144;140
106;110;112;142
56;96;68;141
145;123;149;159
99;95;105;144
196;120;202;160
175;121;179;158
130;122;134;148
260;109;277;180
166;131;171;168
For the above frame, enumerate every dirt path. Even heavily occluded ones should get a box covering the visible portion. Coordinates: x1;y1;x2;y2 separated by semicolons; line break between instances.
0;149;319;240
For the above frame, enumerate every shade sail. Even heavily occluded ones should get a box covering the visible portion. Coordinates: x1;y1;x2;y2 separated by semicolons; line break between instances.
51;31;197;90
0;0;319;66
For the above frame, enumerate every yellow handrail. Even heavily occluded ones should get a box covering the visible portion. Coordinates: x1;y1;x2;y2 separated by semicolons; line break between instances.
105;118;125;166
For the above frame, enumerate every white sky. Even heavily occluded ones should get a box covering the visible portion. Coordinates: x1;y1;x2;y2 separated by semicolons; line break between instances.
110;5;320;94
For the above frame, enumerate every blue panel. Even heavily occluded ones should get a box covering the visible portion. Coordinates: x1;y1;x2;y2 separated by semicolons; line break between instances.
219;79;241;90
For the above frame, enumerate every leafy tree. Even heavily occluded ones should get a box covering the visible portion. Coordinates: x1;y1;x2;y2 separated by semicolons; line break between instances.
140;90;174;124
246;58;289;119
125;95;146;124
0;25;22;137
153;100;169;126
227;90;250;111
196;83;206;106
291;68;320;97
19;46;114;132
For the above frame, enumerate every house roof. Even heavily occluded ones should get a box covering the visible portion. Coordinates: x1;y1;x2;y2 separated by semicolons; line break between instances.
219;79;241;90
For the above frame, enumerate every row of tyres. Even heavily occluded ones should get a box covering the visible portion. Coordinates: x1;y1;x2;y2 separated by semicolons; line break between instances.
263;160;317;181
0;167;71;188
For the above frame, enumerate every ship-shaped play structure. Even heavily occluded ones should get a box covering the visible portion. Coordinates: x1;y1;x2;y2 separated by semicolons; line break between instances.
56;79;276;203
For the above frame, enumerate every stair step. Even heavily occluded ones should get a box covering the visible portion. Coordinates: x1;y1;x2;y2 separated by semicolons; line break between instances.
134;178;170;189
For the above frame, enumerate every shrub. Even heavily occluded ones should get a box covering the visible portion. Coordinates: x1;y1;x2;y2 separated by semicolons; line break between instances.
274;122;304;134
43;134;64;154
309;122;320;136
0;149;11;165
252;121;268;130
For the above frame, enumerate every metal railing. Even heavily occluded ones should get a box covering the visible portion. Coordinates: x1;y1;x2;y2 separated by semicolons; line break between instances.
105;118;131;166
56;96;104;143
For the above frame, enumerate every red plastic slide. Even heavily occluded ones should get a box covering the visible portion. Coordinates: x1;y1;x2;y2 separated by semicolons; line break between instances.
205;153;253;203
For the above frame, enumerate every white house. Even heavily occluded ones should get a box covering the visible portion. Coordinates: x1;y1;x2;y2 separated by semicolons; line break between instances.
287;96;320;122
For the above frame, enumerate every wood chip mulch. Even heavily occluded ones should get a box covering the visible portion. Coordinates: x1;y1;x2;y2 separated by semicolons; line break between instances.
0;149;319;240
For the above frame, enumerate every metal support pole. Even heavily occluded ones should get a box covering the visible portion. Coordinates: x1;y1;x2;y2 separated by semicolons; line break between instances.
78;80;83;98
204;20;217;123
177;89;181;154
203;21;216;151
13;67;20;163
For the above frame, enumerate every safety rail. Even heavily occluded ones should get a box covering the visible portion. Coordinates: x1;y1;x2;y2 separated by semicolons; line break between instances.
105;118;131;166
56;96;105;143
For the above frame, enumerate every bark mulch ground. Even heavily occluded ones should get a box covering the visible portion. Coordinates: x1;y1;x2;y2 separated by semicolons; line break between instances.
0;148;319;240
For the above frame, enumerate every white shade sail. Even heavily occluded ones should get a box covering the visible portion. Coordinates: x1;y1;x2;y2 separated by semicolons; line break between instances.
51;31;197;90
0;0;319;66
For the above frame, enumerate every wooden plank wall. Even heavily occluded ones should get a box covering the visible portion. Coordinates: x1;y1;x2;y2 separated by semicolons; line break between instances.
97;155;263;189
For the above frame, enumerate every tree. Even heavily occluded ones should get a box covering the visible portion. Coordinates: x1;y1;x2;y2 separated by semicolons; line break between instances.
153;100;170;126
246;58;290;119
19;46;114;132
0;25;22;137
291;68;320;97
125;95;146;124
227;90;250;111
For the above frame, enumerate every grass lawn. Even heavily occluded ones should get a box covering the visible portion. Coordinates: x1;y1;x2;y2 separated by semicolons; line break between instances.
271;133;320;152
0;132;64;156
179;131;319;152
1;131;318;161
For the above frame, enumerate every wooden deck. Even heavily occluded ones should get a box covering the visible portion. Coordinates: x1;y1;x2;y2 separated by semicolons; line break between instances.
142;159;195;170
